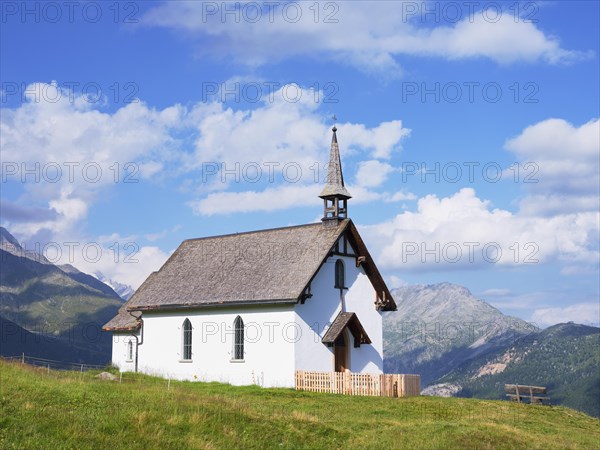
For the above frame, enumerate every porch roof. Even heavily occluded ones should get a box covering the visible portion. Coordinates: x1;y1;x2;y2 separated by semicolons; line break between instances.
321;311;371;347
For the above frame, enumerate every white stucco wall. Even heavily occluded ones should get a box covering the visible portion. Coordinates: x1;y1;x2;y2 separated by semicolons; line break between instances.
294;239;384;374
111;233;385;384
111;331;139;373
135;305;296;387
344;271;384;373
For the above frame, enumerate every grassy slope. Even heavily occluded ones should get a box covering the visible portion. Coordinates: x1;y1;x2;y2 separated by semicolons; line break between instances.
1;360;598;449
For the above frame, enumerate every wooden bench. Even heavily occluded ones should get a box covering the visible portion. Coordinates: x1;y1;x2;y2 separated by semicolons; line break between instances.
505;384;550;404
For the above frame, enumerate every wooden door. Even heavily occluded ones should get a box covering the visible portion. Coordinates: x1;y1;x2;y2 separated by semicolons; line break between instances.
334;333;347;372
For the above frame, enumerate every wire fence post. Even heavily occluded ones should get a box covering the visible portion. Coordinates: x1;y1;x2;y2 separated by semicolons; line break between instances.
120;372;122;383
21;353;25;365
168;375;171;391
47;363;50;375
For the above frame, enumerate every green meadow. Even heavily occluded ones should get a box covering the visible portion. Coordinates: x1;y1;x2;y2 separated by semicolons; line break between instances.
1;359;598;449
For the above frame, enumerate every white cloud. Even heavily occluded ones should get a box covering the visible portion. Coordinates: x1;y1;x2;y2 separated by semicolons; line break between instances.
360;117;600;275
517;194;600;217
505;118;600;215
189;100;408;187
0;83;184;168
183;85;411;214
363;187;599;270
418;13;583;64
388;275;409;288
189;184;320;216
142;1;587;74
481;288;512;297
531;303;600;328
484;290;565;312
68;242;171;289
387;191;417;202
1;82;412;277
355;160;395;188
189;182;415;216
25;228;172;290
506;118;599;159
341;121;410;159
1;82;409;221
144;225;182;242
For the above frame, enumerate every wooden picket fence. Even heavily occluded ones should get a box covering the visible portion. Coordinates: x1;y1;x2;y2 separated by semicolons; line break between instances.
295;370;420;398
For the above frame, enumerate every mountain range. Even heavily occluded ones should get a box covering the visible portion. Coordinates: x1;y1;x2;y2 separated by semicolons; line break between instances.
0;227;122;365
383;283;538;385
385;283;599;417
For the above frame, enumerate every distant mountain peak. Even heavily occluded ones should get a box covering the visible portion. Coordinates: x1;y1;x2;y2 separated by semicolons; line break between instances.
384;282;539;386
395;282;473;297
94;272;135;301
0;227;51;264
0;226;20;247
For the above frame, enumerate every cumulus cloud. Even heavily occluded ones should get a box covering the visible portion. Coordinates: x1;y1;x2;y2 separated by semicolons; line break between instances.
142;1;587;74
531;303;600;328
0;83;190;233
190;182;415;216
0;82;184;170
70;243;171;289
418;12;584;64
505;118;600;215
355;160;396;188
189;184;320;216
1;82;408;217
190;101;408;188
363;187;599;270
1;82;411;283
357;117;600;276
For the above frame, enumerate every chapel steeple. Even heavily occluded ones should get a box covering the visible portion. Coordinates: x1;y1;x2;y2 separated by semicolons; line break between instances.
319;126;351;225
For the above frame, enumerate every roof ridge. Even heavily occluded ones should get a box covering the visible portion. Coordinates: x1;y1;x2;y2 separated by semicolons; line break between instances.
182;220;348;243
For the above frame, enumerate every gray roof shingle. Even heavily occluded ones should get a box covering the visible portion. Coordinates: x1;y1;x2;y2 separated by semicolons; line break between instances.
321;311;371;346
103;219;395;331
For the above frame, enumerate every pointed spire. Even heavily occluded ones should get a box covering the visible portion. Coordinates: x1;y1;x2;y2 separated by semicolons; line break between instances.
319;126;351;224
319;126;352;200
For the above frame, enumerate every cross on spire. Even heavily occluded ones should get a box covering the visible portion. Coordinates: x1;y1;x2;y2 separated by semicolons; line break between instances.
319;126;351;224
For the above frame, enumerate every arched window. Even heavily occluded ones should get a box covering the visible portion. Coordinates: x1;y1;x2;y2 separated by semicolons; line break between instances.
233;316;244;360
127;340;133;361
335;259;345;289
182;319;192;361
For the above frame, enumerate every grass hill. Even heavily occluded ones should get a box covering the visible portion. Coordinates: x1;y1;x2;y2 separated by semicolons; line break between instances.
436;322;600;417
0;359;598;449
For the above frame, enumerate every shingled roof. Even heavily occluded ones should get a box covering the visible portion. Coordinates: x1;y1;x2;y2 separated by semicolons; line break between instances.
102;219;395;325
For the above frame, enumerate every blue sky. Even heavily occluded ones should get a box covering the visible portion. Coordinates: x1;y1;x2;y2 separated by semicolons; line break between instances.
1;1;599;327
